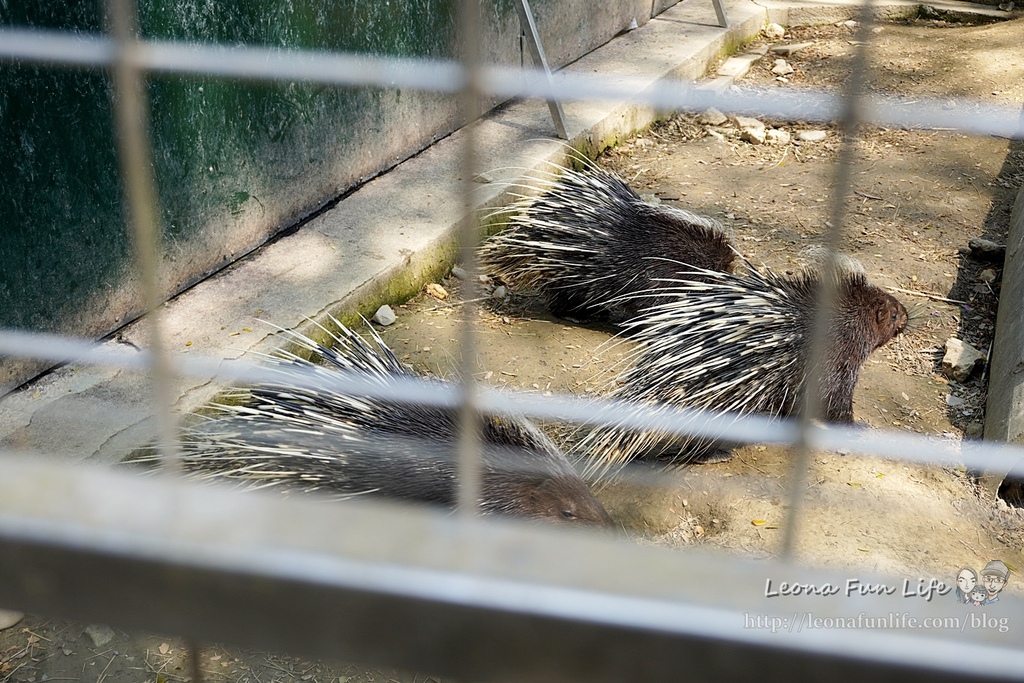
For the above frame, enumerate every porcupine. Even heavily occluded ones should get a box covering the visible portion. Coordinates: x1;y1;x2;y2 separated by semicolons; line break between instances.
479;158;735;323
148;319;613;527
479;159;907;471
576;257;909;479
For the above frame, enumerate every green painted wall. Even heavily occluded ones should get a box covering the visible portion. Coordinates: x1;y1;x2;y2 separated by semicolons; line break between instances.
0;0;652;389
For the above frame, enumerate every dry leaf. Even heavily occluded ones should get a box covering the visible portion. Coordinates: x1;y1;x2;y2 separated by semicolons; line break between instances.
752;519;767;526
425;283;448;300
848;482;861;487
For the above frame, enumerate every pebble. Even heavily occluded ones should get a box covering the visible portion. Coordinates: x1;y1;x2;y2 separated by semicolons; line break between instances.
965;421;985;439
942;338;985;382
732;116;766;145
450;266;468;280
771;59;794;76
764;23;785;40
0;609;23;631
372;304;397;326
978;268;998;284
491;285;507;300
85;624;116;647
766;129;791;145
967;237;1006;262
797;130;828;142
698;107;728;126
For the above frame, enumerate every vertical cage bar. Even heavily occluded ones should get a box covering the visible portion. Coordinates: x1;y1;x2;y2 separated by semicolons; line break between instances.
780;3;875;559
104;0;181;471
513;0;569;139
455;0;484;516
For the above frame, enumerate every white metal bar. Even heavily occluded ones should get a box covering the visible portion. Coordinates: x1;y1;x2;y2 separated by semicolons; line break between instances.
0;454;1022;683
455;0;484;516
104;0;182;471
0;30;1020;140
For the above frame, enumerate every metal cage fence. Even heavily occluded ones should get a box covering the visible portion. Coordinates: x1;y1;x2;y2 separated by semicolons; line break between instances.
1;0;1024;681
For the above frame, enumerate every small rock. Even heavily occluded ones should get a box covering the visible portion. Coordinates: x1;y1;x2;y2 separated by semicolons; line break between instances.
698;107;728;126
967;237;1006;262
477;274;491;285
770;41;814;56
841;19;859;28
450;266;468;280
871;26;885;33
978;268;998;284
771;59;794;76
639;193;662;205
945;394;965;408
998;1;1014;10
942;338;986;382
764;23;785;40
371;304;396;326
491;285;507;300
471;172;495;184
732;116;766;145
84;624;116;648
425;283;448;300
0;610;23;631
766;129;791;145
797;130;827;142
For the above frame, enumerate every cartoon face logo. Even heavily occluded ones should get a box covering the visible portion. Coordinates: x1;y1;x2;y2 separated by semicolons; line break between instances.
955;567;978;604
957;560;1010;605
980;561;1009;604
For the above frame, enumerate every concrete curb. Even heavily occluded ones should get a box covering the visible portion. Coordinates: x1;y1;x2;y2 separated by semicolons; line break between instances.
0;0;1008;465
982;115;1024;495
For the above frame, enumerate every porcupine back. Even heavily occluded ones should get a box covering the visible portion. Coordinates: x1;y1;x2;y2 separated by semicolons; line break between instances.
576;259;908;480
166;319;612;527
479;161;735;323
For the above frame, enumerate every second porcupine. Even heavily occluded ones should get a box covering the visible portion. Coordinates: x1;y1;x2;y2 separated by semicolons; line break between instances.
479;159;735;323
576;258;909;478
158;319;613;527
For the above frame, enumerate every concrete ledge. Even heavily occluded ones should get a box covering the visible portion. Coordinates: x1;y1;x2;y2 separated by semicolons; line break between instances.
982;119;1024;495
0;0;1012;465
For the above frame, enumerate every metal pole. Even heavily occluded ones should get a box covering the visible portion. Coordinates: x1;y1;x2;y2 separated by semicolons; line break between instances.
513;0;569;139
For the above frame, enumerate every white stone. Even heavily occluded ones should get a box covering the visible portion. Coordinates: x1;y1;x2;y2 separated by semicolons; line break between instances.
771;59;794;76
764;23;785;40
698;107;728;126
732;116;766;145
372;304;397;326
0;610;23;631
942;338;985;382
766;129;791;145
85;624;116;647
797;130;828;142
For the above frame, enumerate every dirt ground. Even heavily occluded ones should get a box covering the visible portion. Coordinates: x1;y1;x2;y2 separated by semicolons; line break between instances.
382;15;1024;583
4;13;1024;683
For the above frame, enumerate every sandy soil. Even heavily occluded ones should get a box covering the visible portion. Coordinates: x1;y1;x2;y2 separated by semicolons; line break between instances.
381;15;1024;582
3;13;1024;683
